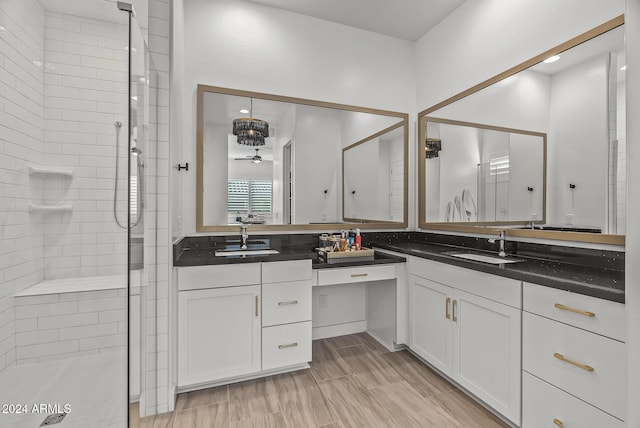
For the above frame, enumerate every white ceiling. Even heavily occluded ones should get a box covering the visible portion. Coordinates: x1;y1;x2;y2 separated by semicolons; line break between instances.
246;0;465;41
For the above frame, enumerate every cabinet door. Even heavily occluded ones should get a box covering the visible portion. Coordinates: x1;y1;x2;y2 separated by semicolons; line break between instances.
453;289;521;425
409;275;453;375
178;285;261;387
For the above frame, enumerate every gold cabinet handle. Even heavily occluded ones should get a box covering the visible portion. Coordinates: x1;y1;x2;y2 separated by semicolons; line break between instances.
555;303;595;317
452;299;458;322
278;342;298;349
445;297;451;319
278;300;298;306
351;273;368;278
255;296;259;317
553;418;564;427
553;352;594;372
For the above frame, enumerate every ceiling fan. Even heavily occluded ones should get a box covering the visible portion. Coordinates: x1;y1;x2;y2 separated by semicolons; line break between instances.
234;148;262;163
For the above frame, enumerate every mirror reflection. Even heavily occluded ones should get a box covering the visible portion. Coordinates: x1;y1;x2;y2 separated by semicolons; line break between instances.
198;87;408;230
420;24;625;235
343;124;406;222
424;119;545;224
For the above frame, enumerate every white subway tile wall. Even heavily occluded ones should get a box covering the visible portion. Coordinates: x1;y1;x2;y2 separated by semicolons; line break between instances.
143;0;171;416
0;0;46;375
13;288;126;364
42;11;129;280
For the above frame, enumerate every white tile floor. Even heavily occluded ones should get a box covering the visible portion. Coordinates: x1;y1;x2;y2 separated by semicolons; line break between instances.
0;352;127;427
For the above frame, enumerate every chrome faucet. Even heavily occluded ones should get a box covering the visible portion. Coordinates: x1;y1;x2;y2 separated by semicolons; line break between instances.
240;225;248;250
488;230;507;257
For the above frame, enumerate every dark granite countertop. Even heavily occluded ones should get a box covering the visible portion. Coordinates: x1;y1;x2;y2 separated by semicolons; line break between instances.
173;235;405;269
174;232;624;303
371;240;624;303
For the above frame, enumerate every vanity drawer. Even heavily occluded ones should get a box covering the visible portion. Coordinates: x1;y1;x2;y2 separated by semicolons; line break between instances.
523;282;625;341
262;260;312;284
316;264;395;286
262;321;312;370
523;312;626;419
522;372;624;428
409;256;521;308
177;263;261;291
262;280;312;326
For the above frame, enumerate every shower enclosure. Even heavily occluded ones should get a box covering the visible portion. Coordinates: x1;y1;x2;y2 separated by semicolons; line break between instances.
0;0;157;425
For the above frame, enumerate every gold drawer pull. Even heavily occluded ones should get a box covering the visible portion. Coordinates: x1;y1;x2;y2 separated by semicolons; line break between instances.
278;300;298;306
555;303;595;317
445;297;451;319
351;273;368;278
452;299;458;322
255;296;259;317
553;418;564;427
278;342;298;349
553;352;594;372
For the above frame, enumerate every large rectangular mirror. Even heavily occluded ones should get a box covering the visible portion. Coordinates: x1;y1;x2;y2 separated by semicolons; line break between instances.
424;118;546;225
343;122;406;222
197;85;408;232
418;16;625;245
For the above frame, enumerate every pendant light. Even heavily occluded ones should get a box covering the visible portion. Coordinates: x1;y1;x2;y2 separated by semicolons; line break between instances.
232;98;269;146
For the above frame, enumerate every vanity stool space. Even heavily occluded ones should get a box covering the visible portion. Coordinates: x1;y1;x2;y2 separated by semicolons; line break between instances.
176;259;312;391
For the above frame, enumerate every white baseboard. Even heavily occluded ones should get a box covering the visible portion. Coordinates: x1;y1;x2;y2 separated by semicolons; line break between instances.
312;321;367;340
177;363;310;394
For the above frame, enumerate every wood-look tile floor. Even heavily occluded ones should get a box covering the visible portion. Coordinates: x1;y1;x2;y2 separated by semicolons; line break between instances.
130;333;509;428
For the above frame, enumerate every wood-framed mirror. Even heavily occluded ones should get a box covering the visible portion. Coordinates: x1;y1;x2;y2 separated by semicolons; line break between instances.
418;16;625;246
196;85;409;232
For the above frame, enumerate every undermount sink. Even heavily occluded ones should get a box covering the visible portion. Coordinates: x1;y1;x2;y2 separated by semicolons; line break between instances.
445;252;523;264
214;248;280;257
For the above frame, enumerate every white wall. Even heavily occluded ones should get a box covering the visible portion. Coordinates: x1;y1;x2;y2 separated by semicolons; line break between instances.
626;1;640;426
437;124;480;221
0;0;45;375
293;105;341;223
547;55;609;228
202;124;229;225
415;0;624;111
509;133;544;221
180;0;415;233
434;69;551;133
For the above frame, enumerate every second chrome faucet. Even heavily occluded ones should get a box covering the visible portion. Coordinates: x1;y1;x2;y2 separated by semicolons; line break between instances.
488;230;507;258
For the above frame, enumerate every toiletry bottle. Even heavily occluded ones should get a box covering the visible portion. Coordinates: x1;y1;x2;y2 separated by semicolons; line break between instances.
348;230;355;247
355;228;361;250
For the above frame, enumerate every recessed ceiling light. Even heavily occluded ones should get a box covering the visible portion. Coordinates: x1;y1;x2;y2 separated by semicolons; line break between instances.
131;96;138;101
620;65;627;71
543;55;560;64
240;109;250;114
0;25;7;32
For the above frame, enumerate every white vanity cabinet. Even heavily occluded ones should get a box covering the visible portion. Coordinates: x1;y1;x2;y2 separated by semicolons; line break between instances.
261;260;312;371
409;257;522;425
522;282;626;427
176;260;313;390
177;263;262;388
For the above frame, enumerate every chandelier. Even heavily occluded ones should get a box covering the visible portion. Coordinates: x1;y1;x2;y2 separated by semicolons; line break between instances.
232;98;269;146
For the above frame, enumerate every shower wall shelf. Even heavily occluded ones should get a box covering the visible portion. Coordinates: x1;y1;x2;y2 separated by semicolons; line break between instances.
28;165;73;177
28;203;73;213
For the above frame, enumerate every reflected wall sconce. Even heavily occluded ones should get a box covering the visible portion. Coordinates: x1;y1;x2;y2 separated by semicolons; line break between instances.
232;98;269;146
426;138;442;158
569;183;576;189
